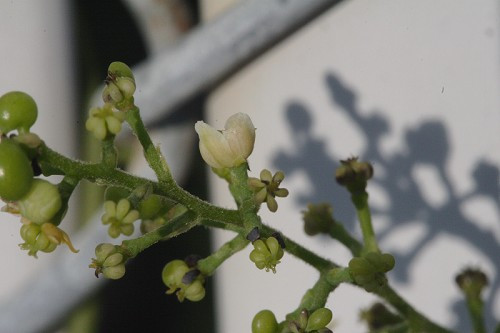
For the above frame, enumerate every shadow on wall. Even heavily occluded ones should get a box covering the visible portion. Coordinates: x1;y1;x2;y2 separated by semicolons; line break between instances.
272;72;499;331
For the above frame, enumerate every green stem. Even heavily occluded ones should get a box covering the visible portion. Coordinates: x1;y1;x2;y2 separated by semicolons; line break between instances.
197;235;249;276
370;322;409;333
372;285;453;333
286;273;337;321
464;292;486;333
125;106;175;187
329;221;363;256
121;210;199;258
325;266;353;285
261;224;335;272
101;137;117;168
38;144;241;226
351;191;379;253
229;163;261;233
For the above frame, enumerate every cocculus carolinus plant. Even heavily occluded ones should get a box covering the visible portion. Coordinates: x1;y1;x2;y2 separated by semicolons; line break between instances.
0;62;493;333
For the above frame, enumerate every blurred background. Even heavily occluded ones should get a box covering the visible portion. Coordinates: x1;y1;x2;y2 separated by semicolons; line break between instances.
0;1;498;332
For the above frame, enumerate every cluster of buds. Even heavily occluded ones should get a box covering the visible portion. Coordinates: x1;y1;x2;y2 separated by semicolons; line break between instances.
348;252;395;292
89;243;127;280
195;113;255;169
455;267;489;298
248;169;289;212
249;235;285;273
302;203;335;236
286;308;333;333
85;103;126;141
162;259;205;302
101;198;140;238
102;61;136;105
20;222;78;257
335;157;373;193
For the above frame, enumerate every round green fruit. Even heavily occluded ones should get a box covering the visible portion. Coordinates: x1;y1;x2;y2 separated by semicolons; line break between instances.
0;91;38;134
0;139;33;200
18;179;62;224
252;310;278;333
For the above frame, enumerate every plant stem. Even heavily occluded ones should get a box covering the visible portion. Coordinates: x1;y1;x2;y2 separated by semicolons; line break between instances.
351;191;379;253
101;137;117;168
125;106;176;187
261;224;335;272
373;284;454;333
329;221;363;256
121;210;199;258
286;273;337;321
38;144;241;226
229;163;261;233
464;292;486;333
197;235;249;276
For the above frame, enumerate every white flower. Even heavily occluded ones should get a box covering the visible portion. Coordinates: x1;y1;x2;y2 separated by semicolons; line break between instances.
195;113;255;169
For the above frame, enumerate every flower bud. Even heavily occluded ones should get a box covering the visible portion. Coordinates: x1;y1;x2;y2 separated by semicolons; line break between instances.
90;243;126;279
305;308;333;332
195;113;255;169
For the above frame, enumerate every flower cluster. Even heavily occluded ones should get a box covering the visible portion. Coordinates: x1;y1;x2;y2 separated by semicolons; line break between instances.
85;103;126;141
89;243;127;280
162;259;206;302
248;169;289;212
249;236;284;273
101;198;140;238
348;252;395;292
20;222;78;257
286;308;333;333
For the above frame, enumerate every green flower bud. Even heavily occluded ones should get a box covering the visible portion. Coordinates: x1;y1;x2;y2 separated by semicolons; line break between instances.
184;280;205;302
18;179;62;224
90;243;126;279
348;252;394;292
101;198;139;238
162;259;190;293
162;259;206;302
455;267;489;298
103;264;126;280
335;157;373;193
305;308;332;332
302;203;335;236
19;222;77;257
249;237;284;273
138;194;163;220
252;310;278;333
108;61;135;81
85;104;126;140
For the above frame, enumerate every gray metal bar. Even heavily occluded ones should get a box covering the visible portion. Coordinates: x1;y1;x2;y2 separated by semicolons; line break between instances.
133;0;340;123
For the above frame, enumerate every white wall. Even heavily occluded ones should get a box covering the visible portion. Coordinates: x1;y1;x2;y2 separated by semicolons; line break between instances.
0;1;76;301
205;1;500;332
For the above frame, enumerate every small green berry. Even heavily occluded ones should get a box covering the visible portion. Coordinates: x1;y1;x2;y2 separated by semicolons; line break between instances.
252;310;278;333
0;139;33;201
0;91;38;134
18;179;62;224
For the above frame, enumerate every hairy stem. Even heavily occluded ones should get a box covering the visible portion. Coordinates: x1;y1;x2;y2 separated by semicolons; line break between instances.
121;210;199;258
197;234;249;276
352;191;379;253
